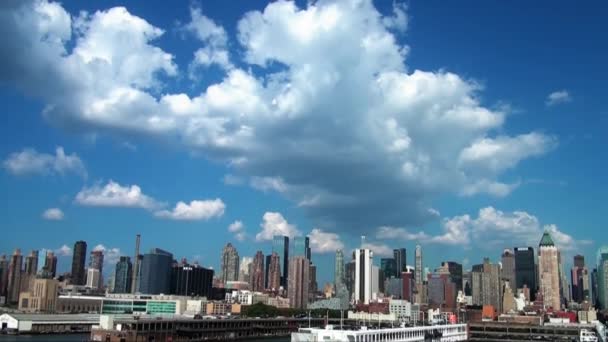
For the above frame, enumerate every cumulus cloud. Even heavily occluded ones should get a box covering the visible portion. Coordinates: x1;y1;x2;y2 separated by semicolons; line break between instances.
155;199;225;220
92;244;121;265
184;6;232;71
3;147;86;177
256;212;301;241
42;208;64;220
228;220;246;241
309;228;344;253
546;90;571;106
250;176;288;193
75;180;162;209
55;244;72;256
361;242;393;257
0;0;556;234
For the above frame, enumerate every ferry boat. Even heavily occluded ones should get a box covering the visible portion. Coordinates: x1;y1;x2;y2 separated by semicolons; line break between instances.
291;323;468;342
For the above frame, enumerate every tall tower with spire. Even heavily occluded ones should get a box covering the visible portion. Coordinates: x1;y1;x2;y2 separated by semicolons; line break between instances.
538;230;561;310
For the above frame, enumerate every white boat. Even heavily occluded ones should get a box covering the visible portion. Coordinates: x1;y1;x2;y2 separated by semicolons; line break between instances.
291;323;468;342
581;328;599;342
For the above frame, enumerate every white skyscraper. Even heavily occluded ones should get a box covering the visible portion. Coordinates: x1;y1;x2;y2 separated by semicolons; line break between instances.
355;248;373;304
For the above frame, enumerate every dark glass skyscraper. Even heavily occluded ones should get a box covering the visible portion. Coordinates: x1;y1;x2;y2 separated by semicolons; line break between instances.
293;236;310;260
442;261;463;293
514;246;537;300
71;241;87;285
113;256;132;293
380;258;397;279
393;248;406;275
170;263;213;297
272;235;289;289
139;248;173;294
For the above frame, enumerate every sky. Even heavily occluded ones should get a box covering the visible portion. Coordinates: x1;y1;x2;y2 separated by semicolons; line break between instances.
0;0;607;287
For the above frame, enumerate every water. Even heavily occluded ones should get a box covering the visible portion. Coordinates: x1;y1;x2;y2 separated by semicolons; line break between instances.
0;335;290;341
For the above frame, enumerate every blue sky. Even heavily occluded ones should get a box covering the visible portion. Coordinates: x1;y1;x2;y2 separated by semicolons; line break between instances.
0;0;606;286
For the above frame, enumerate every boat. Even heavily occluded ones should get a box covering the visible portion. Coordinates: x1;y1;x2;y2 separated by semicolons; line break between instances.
291;323;467;342
580;329;599;342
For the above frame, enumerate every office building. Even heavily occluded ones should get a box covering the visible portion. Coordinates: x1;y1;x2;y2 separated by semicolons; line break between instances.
272;235;289;289
415;245;422;285
86;268;101;289
381;258;397;279
428;273;455;310
250;251;265;292
264;254;271;289
7;249;23;304
89;250;104;289
571;255;590;303
131;234;141;294
441;261;463;293
239;257;253;282
597;247;608;309
44;251;57;278
293;236;311;260
170;263;213;297
288;256;310;309
501;249;516;288
139;248;173;295
267;252;281;291
113;256;132;294
354;248;373;304
472;258;502;313
402;271;414;302
574;254;585;268
309;264;318;295
0;255;8;298
538;231;561;310
71;241;87;285
36;250;46;275
18;278;58;313
394;248;406;275
24;250;38;276
514;247;536;300
221;243;239;285
345;260;356;300
334;249;345;287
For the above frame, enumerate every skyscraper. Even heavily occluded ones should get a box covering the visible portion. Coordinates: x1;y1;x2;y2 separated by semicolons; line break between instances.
272;236;289;289
393;248;406;275
131;234;141;294
239;257;253;282
345;259;356;301
380;258;397;279
538;231;561;310
597;246;608;309
7;249;23;304
89;249;104;289
220;243;239;285
415;245;422;285
402;271;414;302
267;252;281;291
44;251;57;278
250;251;265;292
574;254;585;268
113;256;132;293
471;258;502;313
354;248;373;304
571;254;590;303
288;256;310;309
0;255;8;298
36;250;47;275
309;263;318;295
293;236;310;260
170;262;214;297
24;250;38;276
139;248;173;294
441;261;463;293
71;241;87;285
501;249;515;287
514;247;536;300
86;268;101;289
334;249;345;288
265;254;272;289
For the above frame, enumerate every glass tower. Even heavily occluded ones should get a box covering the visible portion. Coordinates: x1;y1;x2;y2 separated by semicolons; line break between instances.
272;235;289;289
514;246;537;300
139;248;173;294
113;256;133;293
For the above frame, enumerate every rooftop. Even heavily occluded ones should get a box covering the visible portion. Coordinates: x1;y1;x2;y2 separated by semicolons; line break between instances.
539;230;555;247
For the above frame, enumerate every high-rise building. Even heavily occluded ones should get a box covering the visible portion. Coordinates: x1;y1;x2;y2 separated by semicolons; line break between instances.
220;243;239;285
239;257;253;282
131;234;141;294
415;245;423;285
345;259;356;301
36;250;46;275
113;256;132;293
574;254;585;268
501;249;516;288
334;249;345;288
0;255;8;298
139;248;173;294
597;246;608;309
86;268;101;289
462;271;472;296
267;252;281;291
250;251;265;292
402;271;414;302
265;254;271;289
89;250;104;289
472;258;502;312
538;231;561;310
272;236;289;289
441;261;463;293
380;258;397;280
293;236;310;260
514;247;536;300
427;273;455;310
44;251;57;278
571;255;590;303
71;241;87;285
394;248;406;275
354;248;373;304
309;263;318;296
288;256;310;309
18;278;58;313
24;250;38;276
170;263;214;297
7;249;23;304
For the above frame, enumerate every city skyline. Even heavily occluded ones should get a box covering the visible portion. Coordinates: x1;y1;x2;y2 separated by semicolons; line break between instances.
1;0;607;287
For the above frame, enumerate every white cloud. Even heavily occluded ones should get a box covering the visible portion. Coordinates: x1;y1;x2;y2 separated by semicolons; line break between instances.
256;212;301;241
75;180;161;209
361;242;393;257
55;244;72;256
375;226;429;241
0;0;557;234
250;176;288;193
309;228;344;253
223;174;245;185
92;244;121;265
42;208;64;220
3;147;86;177
460;179;520;197
155;199;225;220
185;6;232;71
546;90;571;106
227;220;246;241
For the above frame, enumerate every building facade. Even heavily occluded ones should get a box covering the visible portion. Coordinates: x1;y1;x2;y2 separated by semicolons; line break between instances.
71;241;87;286
381;258;397;280
139;248;173;295
89;250;104;289
597;247;608;309
267;252;281;291
221;243;239;285
471;258;502;313
335;249;345;287
501;249;516;288
18;278;58;313
288;256;310;309
272;236;289;289
354;248;373;304
538;231;561;310
293;236;311;260
514;247;536;300
250;251;265;292
394;248;406;276
170;263;213;297
7;249;23;304
415;245;422;286
114;256;133;294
